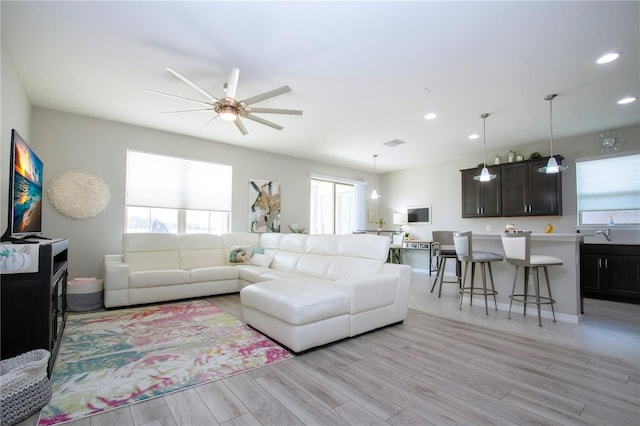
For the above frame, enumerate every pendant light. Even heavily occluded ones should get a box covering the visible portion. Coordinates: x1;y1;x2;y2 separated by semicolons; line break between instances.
538;94;568;174
473;113;497;182
370;154;380;199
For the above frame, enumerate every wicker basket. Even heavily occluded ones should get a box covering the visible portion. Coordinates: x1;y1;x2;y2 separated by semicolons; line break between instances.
0;349;52;426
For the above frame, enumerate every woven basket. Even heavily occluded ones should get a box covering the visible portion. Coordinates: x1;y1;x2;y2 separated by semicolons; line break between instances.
0;349;51;426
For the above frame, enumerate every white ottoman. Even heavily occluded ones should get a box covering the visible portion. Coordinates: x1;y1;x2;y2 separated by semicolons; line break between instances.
240;278;351;352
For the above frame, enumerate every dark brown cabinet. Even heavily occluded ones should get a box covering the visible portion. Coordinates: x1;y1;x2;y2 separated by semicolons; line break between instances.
1;239;68;375
461;156;563;218
461;166;502;218
501;156;563;216
581;244;640;304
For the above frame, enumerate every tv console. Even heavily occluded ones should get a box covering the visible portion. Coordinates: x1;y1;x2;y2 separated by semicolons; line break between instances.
0;239;68;376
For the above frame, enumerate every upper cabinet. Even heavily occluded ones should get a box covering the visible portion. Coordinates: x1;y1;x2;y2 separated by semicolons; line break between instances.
501;156;563;216
461;166;502;218
461;156;563;218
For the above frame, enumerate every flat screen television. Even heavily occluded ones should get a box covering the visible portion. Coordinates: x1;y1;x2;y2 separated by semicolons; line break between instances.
2;130;44;241
407;205;431;224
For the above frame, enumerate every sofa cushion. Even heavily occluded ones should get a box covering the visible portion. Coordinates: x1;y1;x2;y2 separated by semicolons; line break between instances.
229;246;252;264
259;233;282;250
339;234;389;261
295;254;331;279
190;266;239;283
305;234;340;255
240;279;349;326
271;251;302;273
123;233;181;273
326;257;384;280
125;251;181;274
178;234;226;270
279;234;307;253
129;269;190;288
251;253;273;268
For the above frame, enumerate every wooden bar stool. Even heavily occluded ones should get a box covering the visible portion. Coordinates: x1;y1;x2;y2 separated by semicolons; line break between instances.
501;231;562;327
430;231;461;298
453;231;503;314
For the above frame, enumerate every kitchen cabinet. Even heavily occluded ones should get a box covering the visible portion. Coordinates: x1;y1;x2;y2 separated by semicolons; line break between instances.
461;166;502;218
501;156;563;216
581;244;640;304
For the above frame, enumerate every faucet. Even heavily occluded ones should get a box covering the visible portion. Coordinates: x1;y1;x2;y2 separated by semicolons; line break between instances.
596;228;612;242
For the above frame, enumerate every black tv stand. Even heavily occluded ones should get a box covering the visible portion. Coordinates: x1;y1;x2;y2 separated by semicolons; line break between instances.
1;239;68;376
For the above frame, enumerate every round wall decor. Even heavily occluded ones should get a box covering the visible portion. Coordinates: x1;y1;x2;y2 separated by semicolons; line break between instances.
597;130;623;153
47;171;110;219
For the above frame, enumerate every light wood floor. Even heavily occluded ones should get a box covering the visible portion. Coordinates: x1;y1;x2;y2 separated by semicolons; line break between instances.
19;292;640;426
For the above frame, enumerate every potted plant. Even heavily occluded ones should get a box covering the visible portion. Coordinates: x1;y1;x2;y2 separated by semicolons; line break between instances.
375;218;385;230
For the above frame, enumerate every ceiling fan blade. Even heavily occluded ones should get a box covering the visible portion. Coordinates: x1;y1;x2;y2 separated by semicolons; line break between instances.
241;86;292;106
143;89;215;107
234;118;248;135
165;67;219;101
243;113;284;131
247;107;303;115
226;67;240;100
161;108;214;114
200;115;219;130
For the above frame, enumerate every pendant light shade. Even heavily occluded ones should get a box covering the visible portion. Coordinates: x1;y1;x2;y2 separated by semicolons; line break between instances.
370;154;380;199
473;113;497;182
538;94;568;174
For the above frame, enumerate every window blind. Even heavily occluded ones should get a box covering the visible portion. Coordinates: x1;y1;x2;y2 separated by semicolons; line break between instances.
576;153;640;225
126;150;232;211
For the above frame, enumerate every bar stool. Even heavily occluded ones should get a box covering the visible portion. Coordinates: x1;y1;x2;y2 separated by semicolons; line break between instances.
453;231;503;314
501;231;561;327
430;231;461;298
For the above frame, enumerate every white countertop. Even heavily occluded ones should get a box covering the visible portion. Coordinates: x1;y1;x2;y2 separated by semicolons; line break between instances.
472;232;583;242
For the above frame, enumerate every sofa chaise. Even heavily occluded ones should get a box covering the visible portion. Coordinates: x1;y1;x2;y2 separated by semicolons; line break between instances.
104;232;411;352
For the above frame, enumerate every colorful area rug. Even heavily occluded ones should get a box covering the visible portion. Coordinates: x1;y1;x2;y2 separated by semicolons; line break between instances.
38;300;292;425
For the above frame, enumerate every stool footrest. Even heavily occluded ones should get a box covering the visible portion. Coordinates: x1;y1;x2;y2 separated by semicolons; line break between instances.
510;294;555;305
461;288;498;296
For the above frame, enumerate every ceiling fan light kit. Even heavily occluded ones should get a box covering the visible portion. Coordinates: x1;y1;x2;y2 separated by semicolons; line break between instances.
147;66;302;135
473;113;497;182
538;93;568;174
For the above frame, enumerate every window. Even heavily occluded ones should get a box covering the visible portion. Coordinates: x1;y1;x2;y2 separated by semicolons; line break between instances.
310;174;365;234
125;150;232;234
576;153;640;226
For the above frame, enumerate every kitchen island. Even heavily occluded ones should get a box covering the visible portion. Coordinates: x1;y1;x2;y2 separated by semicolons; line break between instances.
467;233;583;324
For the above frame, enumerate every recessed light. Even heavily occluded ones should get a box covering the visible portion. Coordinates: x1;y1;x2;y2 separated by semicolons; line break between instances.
596;52;620;64
468;134;480;140
424;113;437;120
617;97;637;104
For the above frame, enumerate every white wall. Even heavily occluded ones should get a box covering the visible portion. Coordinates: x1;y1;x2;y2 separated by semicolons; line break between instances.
1;41;32;234
27;108;376;279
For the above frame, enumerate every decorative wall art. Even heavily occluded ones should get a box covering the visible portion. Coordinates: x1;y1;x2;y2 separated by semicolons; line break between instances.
249;179;281;233
47;171;110;219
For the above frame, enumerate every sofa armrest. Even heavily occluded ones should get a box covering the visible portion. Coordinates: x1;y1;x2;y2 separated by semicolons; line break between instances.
104;255;130;291
334;274;398;314
382;263;412;321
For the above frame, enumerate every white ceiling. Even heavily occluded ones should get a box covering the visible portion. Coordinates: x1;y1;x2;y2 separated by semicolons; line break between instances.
2;1;638;173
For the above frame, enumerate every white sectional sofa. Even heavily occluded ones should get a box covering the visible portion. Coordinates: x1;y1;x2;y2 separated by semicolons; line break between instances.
104;232;411;352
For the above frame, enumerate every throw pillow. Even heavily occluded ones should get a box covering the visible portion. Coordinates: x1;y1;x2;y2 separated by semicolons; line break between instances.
229;247;251;264
251;253;273;268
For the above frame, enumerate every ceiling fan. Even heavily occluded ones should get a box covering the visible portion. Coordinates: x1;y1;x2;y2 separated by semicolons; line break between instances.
145;67;302;135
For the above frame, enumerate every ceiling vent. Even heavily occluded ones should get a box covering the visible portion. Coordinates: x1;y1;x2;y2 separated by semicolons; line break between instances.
383;139;406;148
